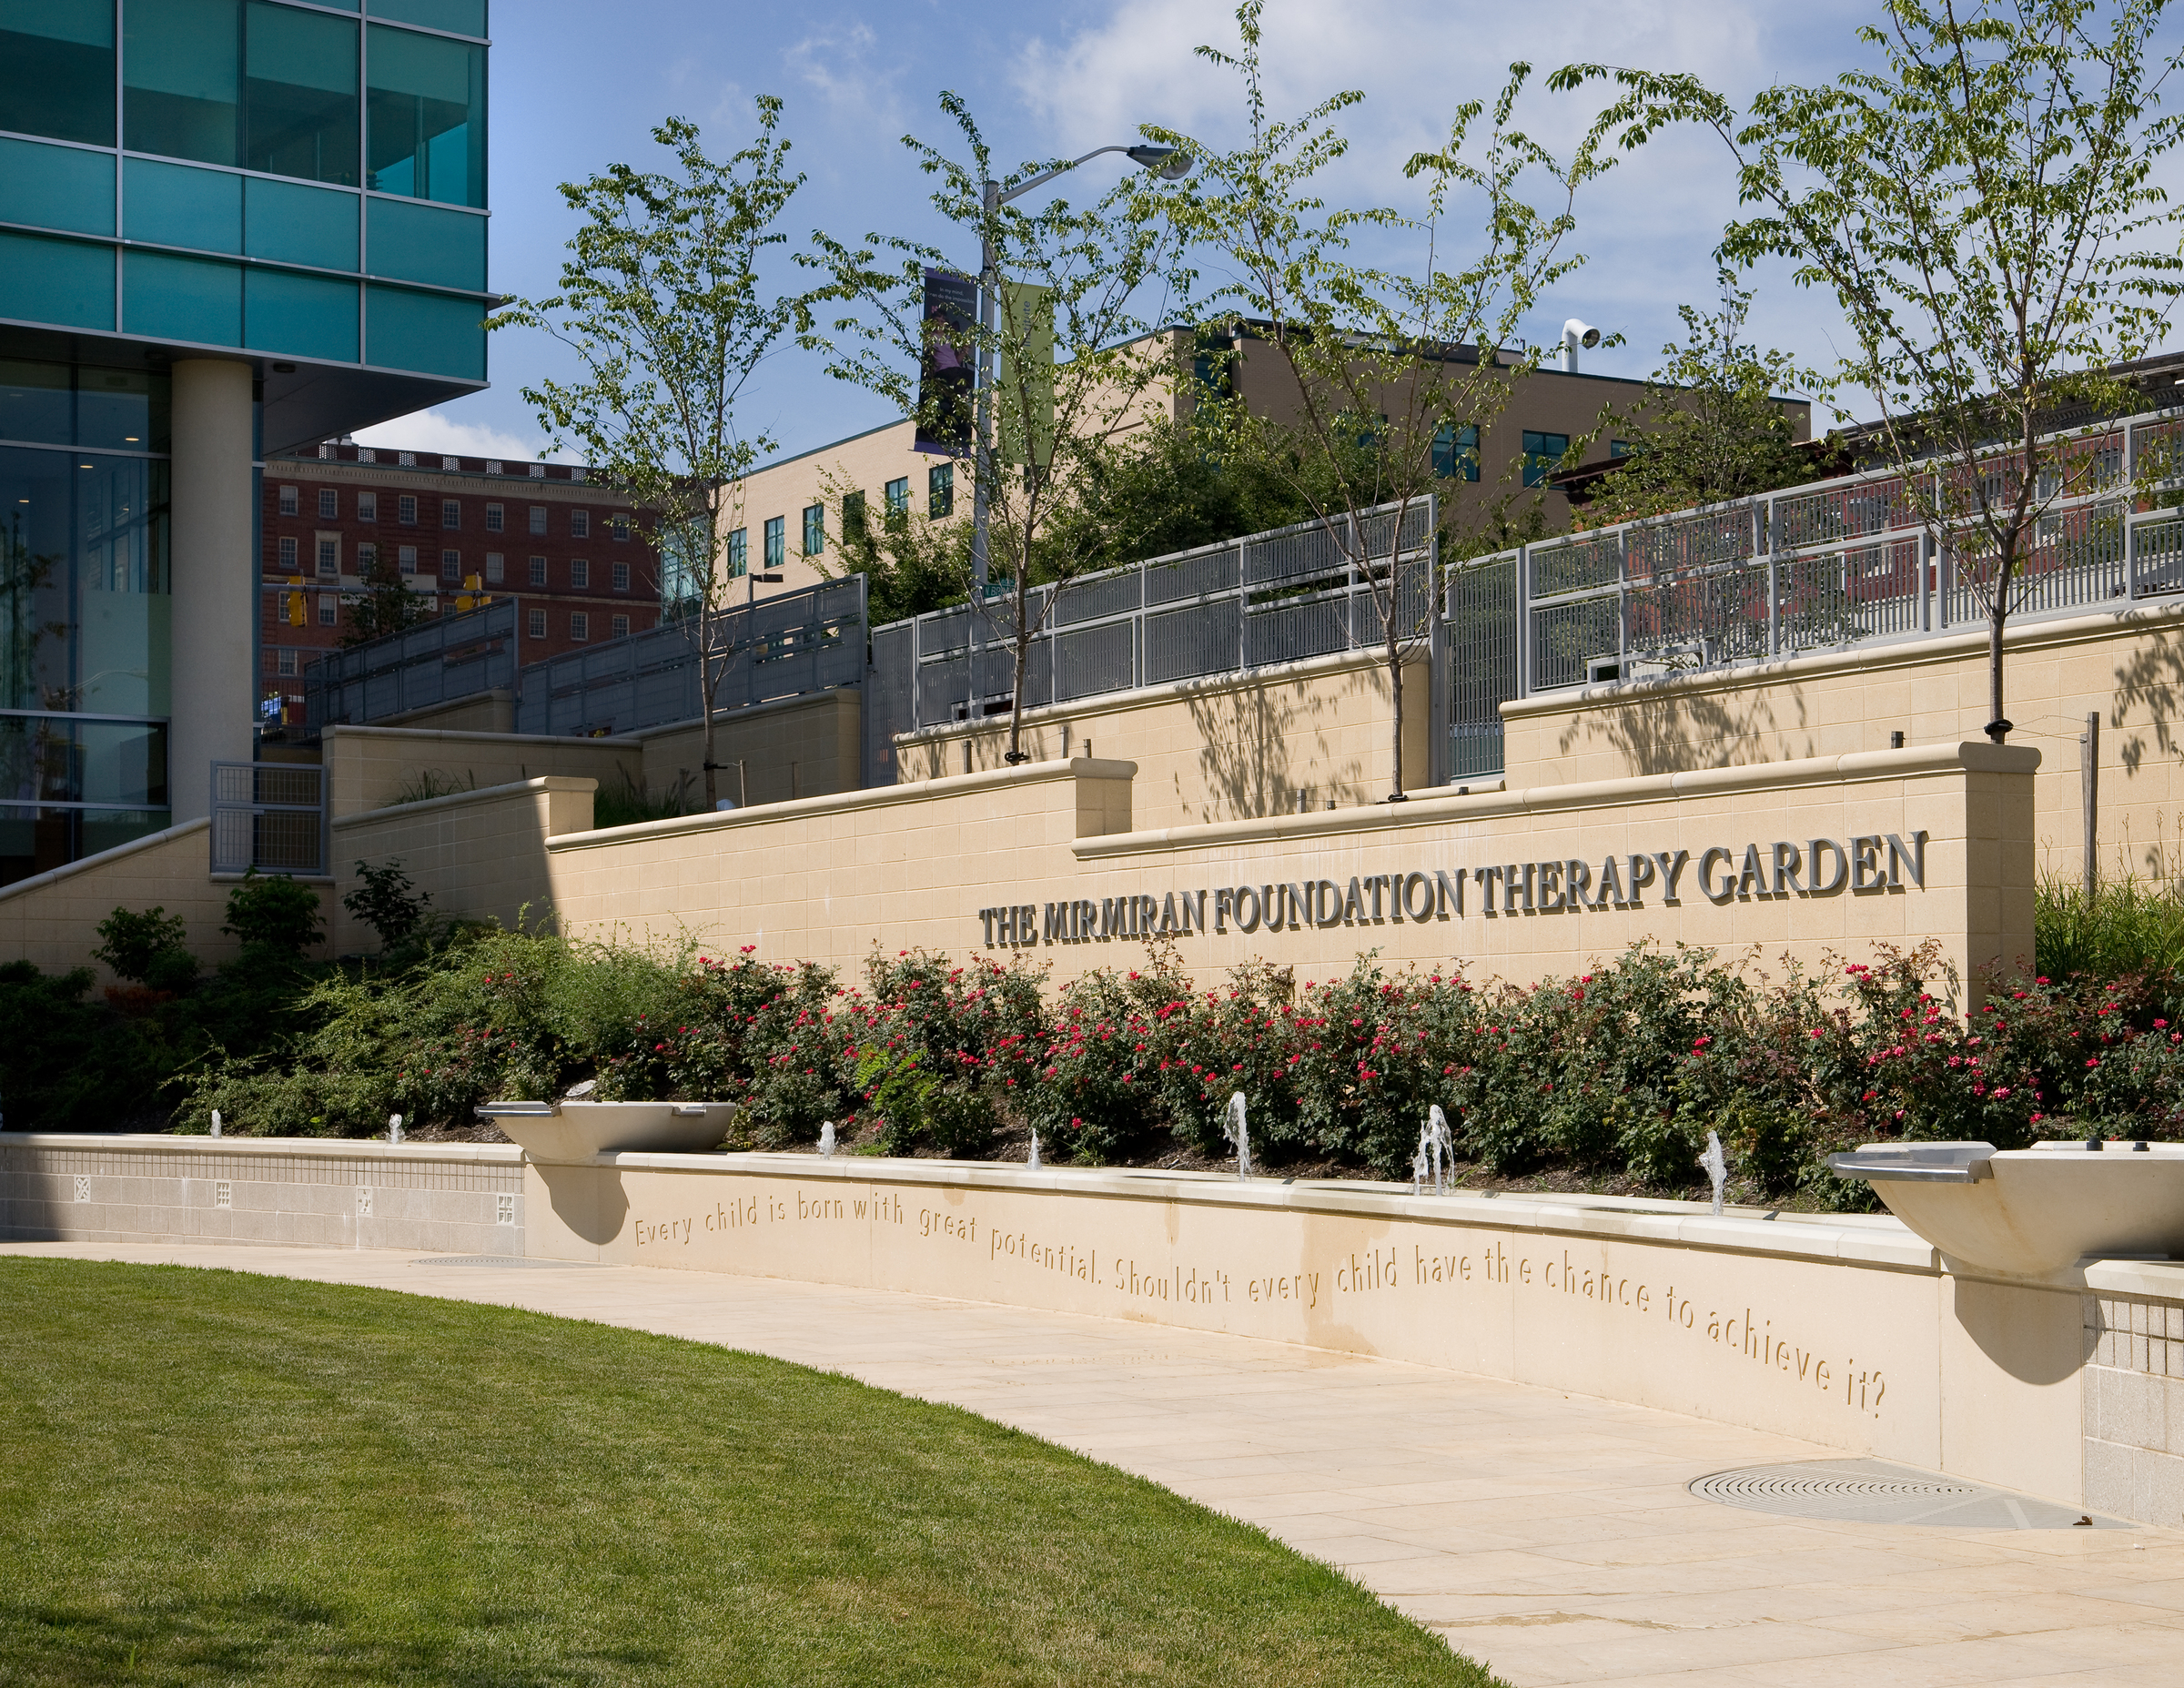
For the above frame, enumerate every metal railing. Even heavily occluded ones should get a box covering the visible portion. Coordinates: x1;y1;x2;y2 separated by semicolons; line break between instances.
1441;407;2184;781
303;600;518;734
875;502;1438;761
209;761;327;876
512;575;868;738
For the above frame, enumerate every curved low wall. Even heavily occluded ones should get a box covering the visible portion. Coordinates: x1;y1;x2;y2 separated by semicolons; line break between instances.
11;1133;2184;1524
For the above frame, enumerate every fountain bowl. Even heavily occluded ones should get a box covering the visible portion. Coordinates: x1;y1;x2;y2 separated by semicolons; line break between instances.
1828;1139;2184;1275
475;1098;737;1162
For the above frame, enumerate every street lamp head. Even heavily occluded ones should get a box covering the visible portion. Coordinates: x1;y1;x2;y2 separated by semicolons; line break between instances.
1127;145;1194;181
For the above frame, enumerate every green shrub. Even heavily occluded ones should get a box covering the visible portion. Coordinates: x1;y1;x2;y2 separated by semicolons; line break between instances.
342;859;431;949
221;870;325;958
0;961;166;1131
93;905;199;992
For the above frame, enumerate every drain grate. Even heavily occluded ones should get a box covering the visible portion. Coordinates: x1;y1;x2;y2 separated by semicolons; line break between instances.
409;1255;602;1269
1692;1460;2131;1529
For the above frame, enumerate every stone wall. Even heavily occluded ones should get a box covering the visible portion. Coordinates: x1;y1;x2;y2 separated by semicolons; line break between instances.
637;689;862;812
0;820;243;982
323;723;641;819
2083;1261;2184;1525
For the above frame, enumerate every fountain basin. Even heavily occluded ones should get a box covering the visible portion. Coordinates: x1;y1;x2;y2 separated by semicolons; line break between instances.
1828;1139;2184;1275
475;1099;735;1162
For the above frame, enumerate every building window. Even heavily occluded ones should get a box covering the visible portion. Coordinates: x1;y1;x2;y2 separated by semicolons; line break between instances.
440;549;460;581
763;516;784;570
1609;440;1633;458
278;535;298;569
571;611;589;642
485;502;503;532
611;561;630;592
278;485;298;516
885;476;909;517
317;536;339;576
571;510;590;539
366;25;484;206
1522;431;1571;489
1433;423;1481;482
440;499;460;530
358;541;378;573
527;607;547;638
928;463;953;519
484;551;503;583
277;648;297;676
611;613;630;638
610;515;630;541
318;597;336;626
314;488;335;520
358;491;377;522
571;559;589;590
802;503;824;556
528;506;547;535
726;528;747;577
398;544;418;572
398;494;417;525
529;556;547;586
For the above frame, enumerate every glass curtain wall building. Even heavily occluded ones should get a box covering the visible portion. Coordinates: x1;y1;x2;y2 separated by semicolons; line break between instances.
0;0;491;886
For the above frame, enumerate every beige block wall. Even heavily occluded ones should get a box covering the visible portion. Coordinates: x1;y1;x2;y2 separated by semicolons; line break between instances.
329;777;596;952
324;723;642;819
638;690;863;810
1504;601;2184;885
378;689;517;735
538;743;2034;999
895;648;1436;830
0;821;248;982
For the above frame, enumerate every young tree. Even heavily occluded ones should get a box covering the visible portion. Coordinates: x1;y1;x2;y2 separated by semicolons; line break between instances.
805;94;1192;763
1557;0;2184;741
1575;271;1821;528
1151;0;1609;800
339;548;431;646
494;105;804;808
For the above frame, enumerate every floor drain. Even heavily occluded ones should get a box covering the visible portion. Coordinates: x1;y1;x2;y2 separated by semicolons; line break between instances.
1691;1460;2130;1529
409;1256;602;1269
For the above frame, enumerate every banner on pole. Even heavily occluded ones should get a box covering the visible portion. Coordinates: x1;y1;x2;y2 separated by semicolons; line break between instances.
997;281;1055;470
914;268;978;456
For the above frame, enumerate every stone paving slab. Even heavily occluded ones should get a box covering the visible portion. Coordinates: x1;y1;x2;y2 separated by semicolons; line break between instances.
8;1239;2184;1688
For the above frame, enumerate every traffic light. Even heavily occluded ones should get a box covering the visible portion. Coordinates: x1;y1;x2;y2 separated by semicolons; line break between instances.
286;573;305;625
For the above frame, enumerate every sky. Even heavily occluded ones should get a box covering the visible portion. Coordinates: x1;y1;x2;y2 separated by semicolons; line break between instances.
351;0;2164;466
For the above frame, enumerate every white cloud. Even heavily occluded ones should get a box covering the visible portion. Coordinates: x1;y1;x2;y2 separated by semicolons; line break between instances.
352;408;571;463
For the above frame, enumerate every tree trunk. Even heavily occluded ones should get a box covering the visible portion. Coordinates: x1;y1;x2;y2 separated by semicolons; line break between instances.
1387;624;1407;801
1986;544;2014;744
1006;574;1029;764
701;634;719;810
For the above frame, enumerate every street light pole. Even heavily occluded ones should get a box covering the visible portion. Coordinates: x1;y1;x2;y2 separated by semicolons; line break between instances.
965;143;1190;723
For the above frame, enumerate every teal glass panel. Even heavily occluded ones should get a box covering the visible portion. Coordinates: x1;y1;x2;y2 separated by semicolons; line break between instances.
368;0;486;37
0;719;168;808
244;1;359;187
123;157;243;254
0;137;115;238
76;366;172;453
367;25;485;207
125;0;242;167
0;360;72;444
365;282;482;379
123;251;242;346
0;231;115;332
366;196;482;288
246;176;359;269
245;268;357;362
0;0;116;146
0;447;171;720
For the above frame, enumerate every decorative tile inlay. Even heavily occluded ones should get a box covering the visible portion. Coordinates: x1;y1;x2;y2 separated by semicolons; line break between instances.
356;1187;372;1218
73;1176;89;1203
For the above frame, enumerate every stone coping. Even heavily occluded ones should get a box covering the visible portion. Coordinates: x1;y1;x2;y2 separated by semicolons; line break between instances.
325;723;641;748
0;1133;522;1167
1074;740;2039;858
0;818;207;905
545;755;1140;851
328;774;597;828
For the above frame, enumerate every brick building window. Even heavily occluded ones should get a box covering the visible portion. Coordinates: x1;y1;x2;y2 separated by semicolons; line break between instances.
358;492;377;522
528;506;547;535
278;648;297;675
571;611;589;642
398;495;417;525
318;597;336;626
441;499;460;529
529;556;547;586
358;541;378;573
278;485;298;516
528;607;546;638
317;537;338;576
440;549;460;581
486;502;503;532
612;561;629;591
571;510;590;539
318;489;338;519
484;552;503;583
571;559;589;589
885;476;909;516
398;545;418;572
612;614;630;638
278;535;298;568
928;463;952;518
610;515;630;541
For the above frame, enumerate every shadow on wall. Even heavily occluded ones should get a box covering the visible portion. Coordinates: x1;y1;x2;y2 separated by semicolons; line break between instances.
1186;664;1389;819
531;1163;627;1249
2109;632;2184;783
1552;674;1808;778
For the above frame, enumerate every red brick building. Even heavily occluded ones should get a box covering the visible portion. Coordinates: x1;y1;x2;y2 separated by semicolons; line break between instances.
259;441;662;724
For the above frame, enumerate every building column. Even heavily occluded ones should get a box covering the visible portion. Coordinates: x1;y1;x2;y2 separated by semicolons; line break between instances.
167;359;256;824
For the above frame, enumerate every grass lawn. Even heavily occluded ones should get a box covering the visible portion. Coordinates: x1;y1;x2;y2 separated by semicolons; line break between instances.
0;1258;1500;1687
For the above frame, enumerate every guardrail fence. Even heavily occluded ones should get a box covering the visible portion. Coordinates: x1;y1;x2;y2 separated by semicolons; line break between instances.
303;600;517;734
209;761;327;876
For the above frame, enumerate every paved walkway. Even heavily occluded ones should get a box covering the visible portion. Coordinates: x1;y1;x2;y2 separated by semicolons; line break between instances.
10;1240;2184;1687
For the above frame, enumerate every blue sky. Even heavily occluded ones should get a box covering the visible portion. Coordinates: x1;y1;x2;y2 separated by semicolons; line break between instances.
354;0;2163;464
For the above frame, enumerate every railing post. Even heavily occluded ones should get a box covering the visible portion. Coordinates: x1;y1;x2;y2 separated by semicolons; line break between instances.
1764;499;1780;658
1515;542;1532;698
